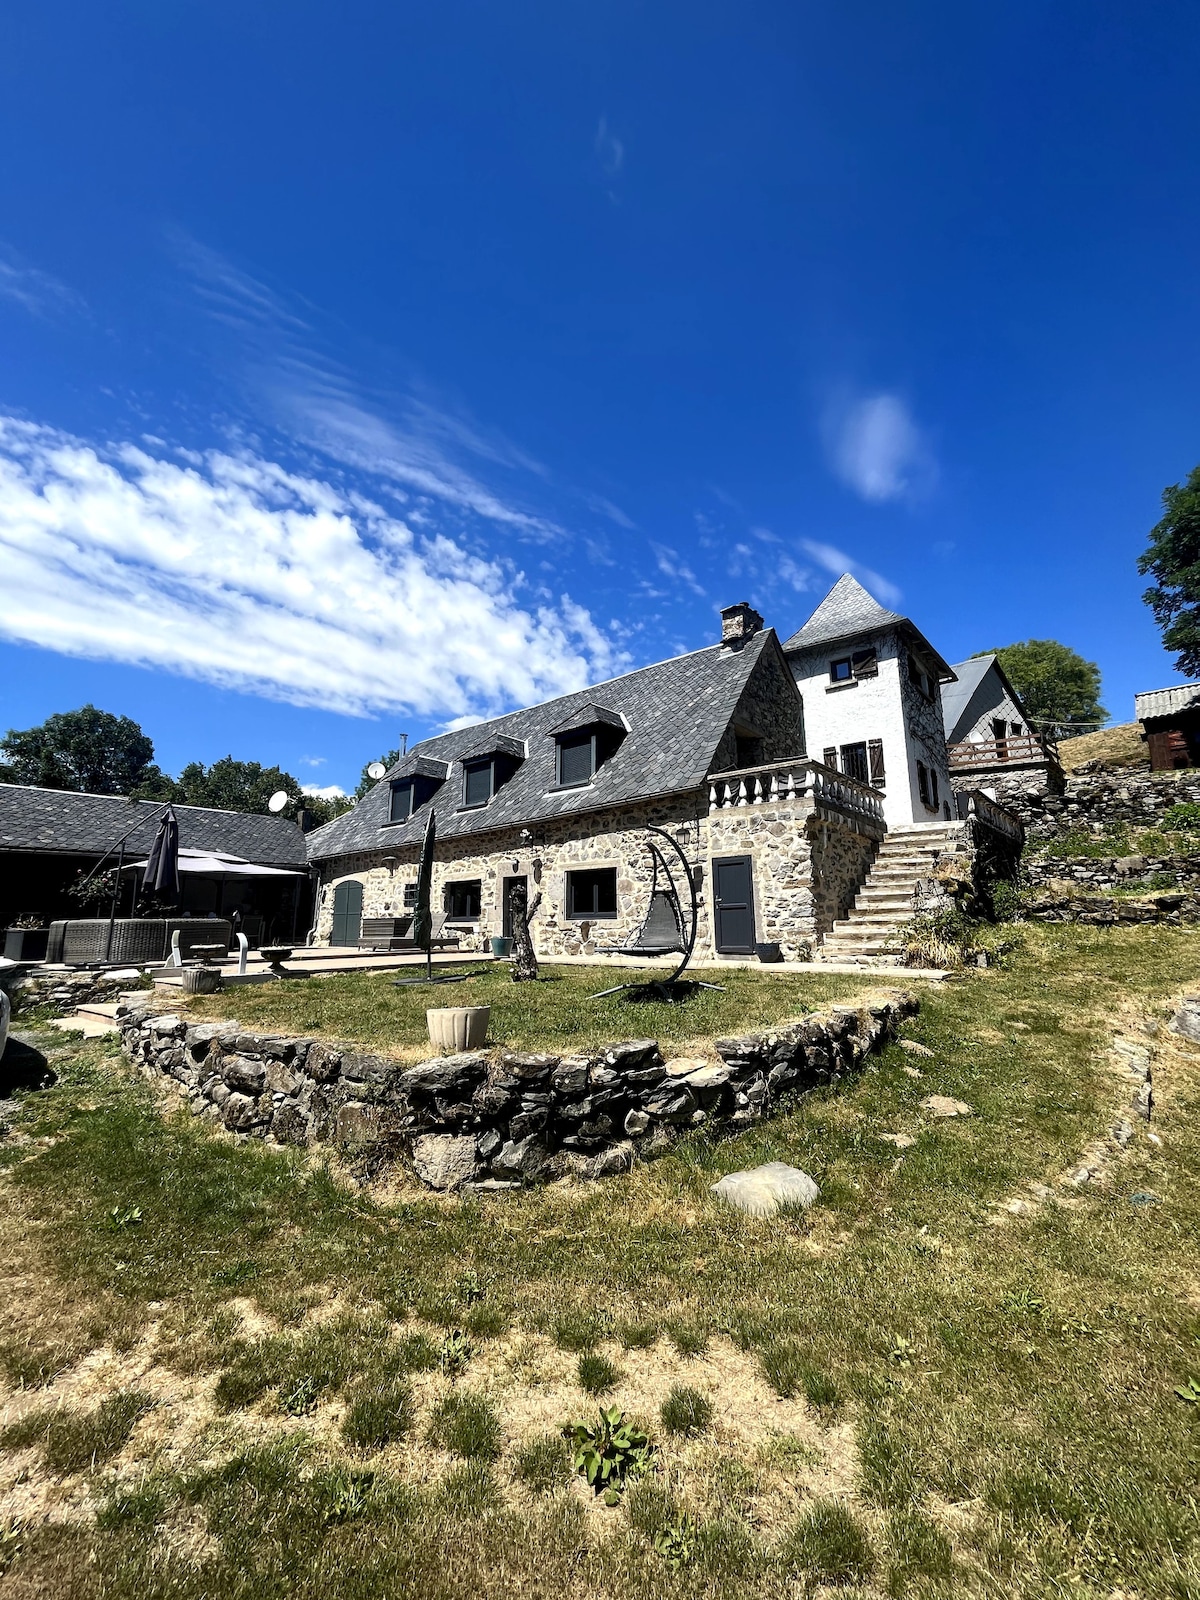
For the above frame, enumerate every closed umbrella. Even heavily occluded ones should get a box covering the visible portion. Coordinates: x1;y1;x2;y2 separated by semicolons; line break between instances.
143;807;181;902
410;807;436;981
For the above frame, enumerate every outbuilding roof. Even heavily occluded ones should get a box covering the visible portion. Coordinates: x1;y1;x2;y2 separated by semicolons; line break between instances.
940;654;998;739
1134;683;1200;721
0;785;309;867
781;573;955;680
305;629;782;862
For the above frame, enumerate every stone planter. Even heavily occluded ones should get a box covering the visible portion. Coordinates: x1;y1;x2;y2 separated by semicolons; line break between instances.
490;937;513;958
427;1005;491;1051
182;968;223;995
755;941;783;964
3;928;49;963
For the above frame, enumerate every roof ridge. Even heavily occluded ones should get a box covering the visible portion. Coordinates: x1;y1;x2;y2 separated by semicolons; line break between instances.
0;781;302;825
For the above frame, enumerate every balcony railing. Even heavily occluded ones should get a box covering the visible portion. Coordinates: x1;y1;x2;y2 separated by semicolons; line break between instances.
708;758;886;834
955;788;1025;845
947;733;1058;769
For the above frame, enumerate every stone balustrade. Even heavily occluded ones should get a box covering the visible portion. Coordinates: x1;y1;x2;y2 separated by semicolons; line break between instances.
708;759;886;837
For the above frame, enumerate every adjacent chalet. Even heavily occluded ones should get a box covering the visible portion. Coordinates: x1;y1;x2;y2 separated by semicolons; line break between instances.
1135;683;1200;771
306;577;1022;963
942;653;1064;805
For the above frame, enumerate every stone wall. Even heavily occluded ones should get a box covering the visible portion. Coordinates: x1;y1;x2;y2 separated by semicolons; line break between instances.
1007;769;1200;839
116;990;918;1190
710;646;808;774
1020;889;1200;926
315;790;883;962
949;760;1065;810
8;967;148;1016
1023;854;1200;893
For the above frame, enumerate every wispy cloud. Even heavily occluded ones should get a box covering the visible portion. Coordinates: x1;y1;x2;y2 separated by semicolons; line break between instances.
595;115;625;177
0;245;83;318
823;393;934;504
800;538;902;607
175;236;569;541
650;541;705;598
0;416;627;720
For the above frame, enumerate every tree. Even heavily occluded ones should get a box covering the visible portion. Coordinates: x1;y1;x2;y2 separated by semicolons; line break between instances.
356;748;401;799
1139;464;1200;676
976;641;1107;740
169;756;350;825
0;705;166;794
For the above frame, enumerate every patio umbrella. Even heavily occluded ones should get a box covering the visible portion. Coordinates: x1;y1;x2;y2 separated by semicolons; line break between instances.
410;807;436;981
143;807;180;902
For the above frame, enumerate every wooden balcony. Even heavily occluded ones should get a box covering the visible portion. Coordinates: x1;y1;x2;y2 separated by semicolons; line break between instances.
947;733;1058;769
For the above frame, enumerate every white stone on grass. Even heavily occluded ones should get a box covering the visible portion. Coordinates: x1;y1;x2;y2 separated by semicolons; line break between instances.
921;1095;972;1118
710;1162;820;1219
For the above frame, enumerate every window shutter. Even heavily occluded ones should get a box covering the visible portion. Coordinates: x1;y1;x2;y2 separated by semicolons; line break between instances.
868;739;885;786
822;746;838;771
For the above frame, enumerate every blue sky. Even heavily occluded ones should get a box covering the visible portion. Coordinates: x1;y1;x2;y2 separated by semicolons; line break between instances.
2;0;1198;796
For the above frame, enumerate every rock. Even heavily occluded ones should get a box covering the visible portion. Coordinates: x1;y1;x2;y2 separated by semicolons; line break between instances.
675;1063;731;1090
335;1101;381;1150
1112;1119;1134;1149
899;1039;934;1057
411;1133;479;1190
878;1132;915;1149
710;1162;820;1219
491;1135;546;1179
643;1088;696;1124
477;1129;502;1160
306;1042;342;1083
603;1040;659;1071
664;1056;708;1078
221;1054;266;1094
271;1102;309;1145
624;1109;651;1137
499;1052;558;1081
1170;999;1200;1045
902;1064;924;1079
921;1095;972;1118
1132;1081;1153;1121
222;1092;261;1132
401;1054;488;1095
591;1141;635;1177
551;1059;590;1095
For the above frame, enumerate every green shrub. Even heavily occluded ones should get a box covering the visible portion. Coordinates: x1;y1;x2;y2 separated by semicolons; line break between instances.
563;1406;654;1504
779;1498;875;1586
342;1377;414;1449
427;1392;501;1461
1162;802;1200;832
660;1385;714;1436
577;1353;620;1395
515;1431;569;1492
989;879;1023;922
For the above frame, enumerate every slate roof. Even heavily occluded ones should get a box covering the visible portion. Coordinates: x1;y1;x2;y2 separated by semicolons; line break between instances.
942;654;999;739
782;573;954;679
1135;683;1200;721
306;630;780;862
0;785;309;868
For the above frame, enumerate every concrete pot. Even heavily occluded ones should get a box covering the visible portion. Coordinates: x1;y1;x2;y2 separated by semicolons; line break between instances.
427;1005;491;1051
182;967;223;995
490;936;513;958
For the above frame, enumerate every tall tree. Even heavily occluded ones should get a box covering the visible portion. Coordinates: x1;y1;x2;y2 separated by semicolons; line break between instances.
0;705;165;794
1139;464;1200;676
170;756;347;823
976;641;1107;739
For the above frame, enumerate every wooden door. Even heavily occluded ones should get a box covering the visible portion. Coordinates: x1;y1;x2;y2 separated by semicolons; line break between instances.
713;856;755;953
330;880;363;946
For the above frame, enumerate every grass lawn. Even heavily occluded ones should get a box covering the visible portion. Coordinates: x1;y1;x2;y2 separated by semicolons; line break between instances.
1;924;1200;1598
184;961;885;1058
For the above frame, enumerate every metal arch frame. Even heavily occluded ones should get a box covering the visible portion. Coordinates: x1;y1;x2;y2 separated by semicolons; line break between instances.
591;825;723;1000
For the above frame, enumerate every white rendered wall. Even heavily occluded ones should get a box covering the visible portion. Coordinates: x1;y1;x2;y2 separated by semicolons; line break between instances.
788;628;953;829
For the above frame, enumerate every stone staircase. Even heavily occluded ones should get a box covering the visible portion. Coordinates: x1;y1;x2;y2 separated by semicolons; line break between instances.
817;822;967;964
47;1000;124;1039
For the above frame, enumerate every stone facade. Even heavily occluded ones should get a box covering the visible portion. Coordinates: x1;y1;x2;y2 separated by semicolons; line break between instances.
949;759;1065;811
116;990;918;1189
315;788;884;961
710;646;808;774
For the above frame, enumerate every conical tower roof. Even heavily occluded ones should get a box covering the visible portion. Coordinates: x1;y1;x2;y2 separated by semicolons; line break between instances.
782;573;905;652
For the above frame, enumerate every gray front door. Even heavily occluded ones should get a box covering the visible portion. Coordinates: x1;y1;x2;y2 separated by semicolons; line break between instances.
713;856;755;953
330;880;363;946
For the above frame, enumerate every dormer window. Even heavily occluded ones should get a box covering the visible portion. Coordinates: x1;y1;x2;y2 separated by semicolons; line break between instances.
389;782;414;823
463;759;495;809
457;734;525;810
548;703;626;791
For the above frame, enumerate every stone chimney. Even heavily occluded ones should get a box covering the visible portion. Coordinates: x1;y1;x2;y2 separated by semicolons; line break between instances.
720;601;764;649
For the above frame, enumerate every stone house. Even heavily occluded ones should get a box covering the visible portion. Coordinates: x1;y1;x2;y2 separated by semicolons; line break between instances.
306;575;1021;962
782;575;955;828
942;653;1065;806
306;599;888;962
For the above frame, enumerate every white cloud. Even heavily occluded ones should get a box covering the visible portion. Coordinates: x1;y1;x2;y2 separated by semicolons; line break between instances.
300;756;326;768
799;538;902;607
0;416;627;720
301;783;347;800
824;393;933;504
0;245;82;318
650;542;705;598
595;116;625;177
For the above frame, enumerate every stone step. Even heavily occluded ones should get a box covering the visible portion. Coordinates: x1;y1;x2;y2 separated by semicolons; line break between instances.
47;1015;119;1038
75;1002;123;1021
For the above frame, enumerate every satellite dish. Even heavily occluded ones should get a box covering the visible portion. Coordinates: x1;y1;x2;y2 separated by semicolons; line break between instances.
267;791;289;814
367;762;387;781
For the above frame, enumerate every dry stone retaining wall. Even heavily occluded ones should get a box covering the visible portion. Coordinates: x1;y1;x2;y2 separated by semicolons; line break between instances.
116;991;917;1190
8;968;149;1015
1011;770;1200;840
